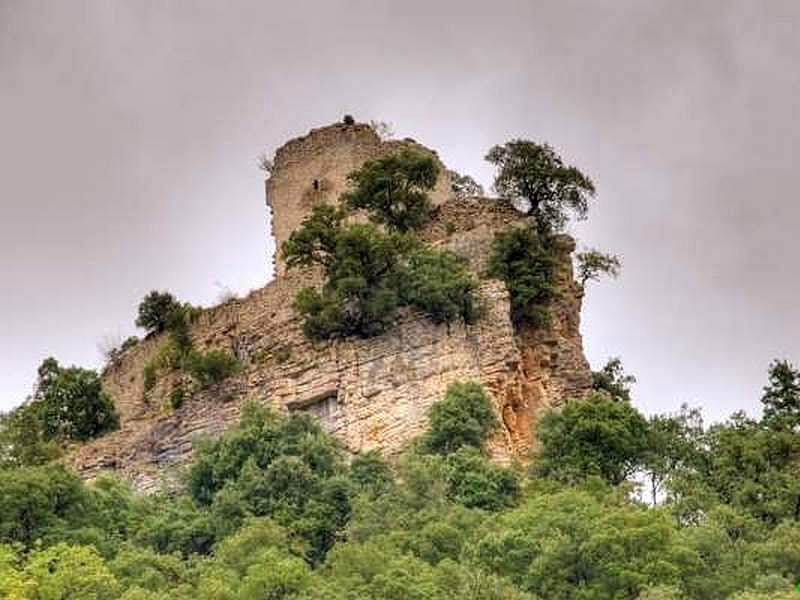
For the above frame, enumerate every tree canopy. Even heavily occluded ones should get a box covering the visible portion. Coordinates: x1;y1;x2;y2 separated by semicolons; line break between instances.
486;139;595;232
2;363;800;599
342;149;439;232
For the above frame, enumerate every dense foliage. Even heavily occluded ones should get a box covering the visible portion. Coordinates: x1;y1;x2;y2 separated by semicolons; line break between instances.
486;225;558;326
342;149;439;232
2;362;800;598
0;358;118;467
136;291;184;336
136;293;241;399
486;139;595;232
283;203;479;340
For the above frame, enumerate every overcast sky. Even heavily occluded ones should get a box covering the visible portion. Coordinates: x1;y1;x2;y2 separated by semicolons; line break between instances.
2;1;798;423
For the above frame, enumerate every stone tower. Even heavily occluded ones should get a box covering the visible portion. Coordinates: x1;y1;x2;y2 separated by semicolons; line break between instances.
265;121;453;275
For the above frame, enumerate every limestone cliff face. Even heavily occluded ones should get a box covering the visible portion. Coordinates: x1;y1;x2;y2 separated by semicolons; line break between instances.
69;123;592;491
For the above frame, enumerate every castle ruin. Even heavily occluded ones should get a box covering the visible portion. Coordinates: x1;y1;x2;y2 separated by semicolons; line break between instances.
70;121;593;491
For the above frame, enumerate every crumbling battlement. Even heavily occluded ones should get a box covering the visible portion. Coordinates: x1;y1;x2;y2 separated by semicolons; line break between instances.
69;122;592;492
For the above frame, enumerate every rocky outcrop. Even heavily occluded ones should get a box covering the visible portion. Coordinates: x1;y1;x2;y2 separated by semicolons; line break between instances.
69;123;592;491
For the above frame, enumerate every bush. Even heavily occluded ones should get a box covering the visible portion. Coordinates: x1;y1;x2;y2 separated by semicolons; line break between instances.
135;291;183;336
143;363;157;393
487;225;557;327
402;247;480;326
423;382;497;454
185;351;241;388
342;149;439;232
168;386;185;410
284;204;482;340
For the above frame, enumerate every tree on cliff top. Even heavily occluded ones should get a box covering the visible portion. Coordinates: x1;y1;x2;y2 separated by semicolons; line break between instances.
486;139;595;232
135;291;183;336
343;149;439;232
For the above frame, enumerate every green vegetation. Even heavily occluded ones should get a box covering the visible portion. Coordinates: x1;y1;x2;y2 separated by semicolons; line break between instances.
342;149;439;232
185;350;242;387
136;291;184;336
761;359;800;429
447;168;484;199
2;364;800;598
283;199;479;340
169;385;186;410
286;215;408;339
401;247;480;326
592;356;637;402
136;292;241;399
422;381;497;454
576;248;622;289
534;392;650;486
486;139;595;232
487;225;558;326
0;358;118;467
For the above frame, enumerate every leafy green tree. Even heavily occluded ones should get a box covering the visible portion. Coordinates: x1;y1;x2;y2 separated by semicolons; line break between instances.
130;494;217;557
643;405;705;506
448;169;484;200
343;149;439;232
284;209;408;339
192;519;310;600
444;447;519;510
534;393;650;485
1;358;117;462
401;246;480;325
575;249;621;289
592;357;636;402
422;382;498;454
700;413;800;525
487;225;557;327
761;359;800;428
188;402;351;563
470;488;697;600
281;204;348;271
109;546;188;593
0;464;88;548
0;403;62;468
0;544;30;599
23;543;120;599
38;364;119;441
349;450;394;497
486;139;595;232
136;291;183;335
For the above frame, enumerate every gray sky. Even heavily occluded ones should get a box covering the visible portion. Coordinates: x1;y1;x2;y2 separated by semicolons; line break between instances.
2;0;798;423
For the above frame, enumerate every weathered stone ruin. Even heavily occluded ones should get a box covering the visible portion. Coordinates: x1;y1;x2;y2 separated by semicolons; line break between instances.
69;121;593;491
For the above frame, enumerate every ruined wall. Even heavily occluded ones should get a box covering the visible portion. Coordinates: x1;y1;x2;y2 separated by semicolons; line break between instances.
69;123;592;491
